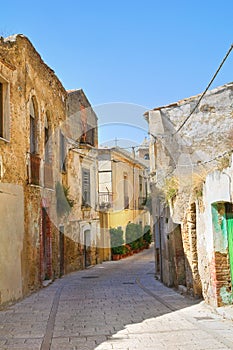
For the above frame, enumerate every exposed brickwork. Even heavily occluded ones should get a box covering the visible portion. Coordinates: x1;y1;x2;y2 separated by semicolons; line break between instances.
214;252;231;306
181;203;202;297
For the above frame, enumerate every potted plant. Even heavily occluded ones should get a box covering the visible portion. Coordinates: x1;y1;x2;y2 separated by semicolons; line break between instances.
143;225;152;248
110;227;124;260
111;246;124;260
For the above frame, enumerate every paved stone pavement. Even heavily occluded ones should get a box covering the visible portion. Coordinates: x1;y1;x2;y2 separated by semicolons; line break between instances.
0;246;233;350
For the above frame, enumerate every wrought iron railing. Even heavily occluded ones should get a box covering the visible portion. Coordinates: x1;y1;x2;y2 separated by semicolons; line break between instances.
99;192;113;209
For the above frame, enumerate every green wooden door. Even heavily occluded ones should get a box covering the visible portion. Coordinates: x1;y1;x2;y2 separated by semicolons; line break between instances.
226;215;233;285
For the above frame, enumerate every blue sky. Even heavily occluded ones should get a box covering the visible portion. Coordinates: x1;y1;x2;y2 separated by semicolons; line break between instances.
1;0;233;146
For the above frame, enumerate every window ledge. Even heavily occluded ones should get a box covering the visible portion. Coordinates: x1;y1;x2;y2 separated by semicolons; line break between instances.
44;187;55;192
27;183;42;189
0;137;10;143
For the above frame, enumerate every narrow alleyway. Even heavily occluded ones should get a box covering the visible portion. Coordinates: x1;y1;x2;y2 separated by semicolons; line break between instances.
0;246;233;350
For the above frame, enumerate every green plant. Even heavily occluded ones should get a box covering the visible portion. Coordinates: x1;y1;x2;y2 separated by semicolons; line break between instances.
130;240;139;250
56;181;74;217
143;225;152;244
125;223;143;245
110;226;124;248
191;169;208;199
217;156;230;171
145;196;152;214
163;176;178;203
111;246;124;255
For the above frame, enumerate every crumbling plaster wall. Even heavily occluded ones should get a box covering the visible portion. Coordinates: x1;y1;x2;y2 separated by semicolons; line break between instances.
148;83;233;222
0;35;67;301
148;83;233;302
198;163;233;306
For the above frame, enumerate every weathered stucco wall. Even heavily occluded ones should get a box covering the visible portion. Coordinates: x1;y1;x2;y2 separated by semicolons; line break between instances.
0;35;67;303
0;183;24;305
147;83;233;305
197;165;233;306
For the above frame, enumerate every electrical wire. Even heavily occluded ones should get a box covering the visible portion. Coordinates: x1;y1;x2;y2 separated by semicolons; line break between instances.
174;44;233;135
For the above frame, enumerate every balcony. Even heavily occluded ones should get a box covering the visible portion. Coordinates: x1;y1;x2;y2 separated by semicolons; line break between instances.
44;162;53;189
80;125;96;147
29;153;41;185
99;192;113;210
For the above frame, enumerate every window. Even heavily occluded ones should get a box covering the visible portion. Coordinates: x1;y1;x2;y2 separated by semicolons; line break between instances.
80;123;95;146
139;175;143;195
44;113;51;163
124;174;129;209
82;168;91;206
28;98;40;185
60;131;66;172
0;78;10;140
44;112;53;188
30;99;37;154
144;153;149;160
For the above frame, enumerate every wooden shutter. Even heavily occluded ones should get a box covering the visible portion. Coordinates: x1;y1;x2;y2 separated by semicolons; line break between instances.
82;168;91;206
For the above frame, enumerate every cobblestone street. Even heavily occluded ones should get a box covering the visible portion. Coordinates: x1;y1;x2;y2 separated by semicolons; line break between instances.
0;246;233;350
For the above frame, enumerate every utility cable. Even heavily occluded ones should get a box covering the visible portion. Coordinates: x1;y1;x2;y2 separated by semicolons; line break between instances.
174;44;233;135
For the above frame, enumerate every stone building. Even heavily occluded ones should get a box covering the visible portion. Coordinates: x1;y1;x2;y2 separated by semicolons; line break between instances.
65;88;100;269
0;34;67;305
98;146;150;259
145;83;233;306
0;34;101;306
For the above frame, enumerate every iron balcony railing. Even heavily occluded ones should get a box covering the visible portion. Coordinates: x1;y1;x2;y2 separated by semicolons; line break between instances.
99;192;113;209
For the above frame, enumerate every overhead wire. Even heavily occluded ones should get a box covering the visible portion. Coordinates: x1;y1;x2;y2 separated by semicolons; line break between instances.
174;43;233;135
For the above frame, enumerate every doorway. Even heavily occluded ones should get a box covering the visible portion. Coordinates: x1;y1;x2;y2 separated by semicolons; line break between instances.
59;225;65;277
225;203;233;286
84;229;91;268
41;207;52;281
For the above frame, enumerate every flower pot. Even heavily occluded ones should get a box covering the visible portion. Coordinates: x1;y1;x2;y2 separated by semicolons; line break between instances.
112;254;120;261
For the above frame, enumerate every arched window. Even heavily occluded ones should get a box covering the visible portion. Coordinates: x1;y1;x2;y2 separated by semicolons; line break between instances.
144;153;149;160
